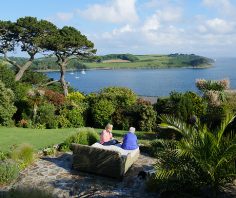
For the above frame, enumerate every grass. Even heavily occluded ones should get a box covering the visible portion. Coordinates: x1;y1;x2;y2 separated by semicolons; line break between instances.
84;54;212;69
0;127;78;152
0;127;156;152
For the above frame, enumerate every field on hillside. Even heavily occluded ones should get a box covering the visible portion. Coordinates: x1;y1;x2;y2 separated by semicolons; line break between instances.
84;54;212;69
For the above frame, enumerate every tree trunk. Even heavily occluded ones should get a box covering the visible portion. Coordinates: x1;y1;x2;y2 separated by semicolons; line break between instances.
59;62;68;96
15;60;33;81
33;103;38;124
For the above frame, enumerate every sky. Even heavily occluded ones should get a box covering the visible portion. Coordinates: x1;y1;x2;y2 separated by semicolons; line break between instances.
1;0;236;58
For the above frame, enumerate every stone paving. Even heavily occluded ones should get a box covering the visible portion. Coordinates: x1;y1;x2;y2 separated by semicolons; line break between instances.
2;152;158;198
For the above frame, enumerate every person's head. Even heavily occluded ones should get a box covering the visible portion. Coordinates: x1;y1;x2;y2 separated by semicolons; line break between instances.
105;123;113;132
129;127;135;133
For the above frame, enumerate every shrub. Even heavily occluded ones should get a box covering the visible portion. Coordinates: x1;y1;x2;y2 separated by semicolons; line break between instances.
0;80;17;126
59;104;85;128
0;160;19;185
196;78;230;92
36;102;57;129
44;89;65;106
57;115;72;128
66;91;85;104
0;151;8;161
13;82;32;101
42;146;57;156
21;70;49;85
59;101;86;127
2;187;54;198
130;102;157;132
153;114;236;196
17;119;30;128
61;127;99;150
0;63;16;89
155;91;206;123
99;86;137;108
11;144;34;170
91;98;115;128
111;108;131;130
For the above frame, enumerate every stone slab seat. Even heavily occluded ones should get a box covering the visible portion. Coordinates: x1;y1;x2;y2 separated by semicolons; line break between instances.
71;143;140;179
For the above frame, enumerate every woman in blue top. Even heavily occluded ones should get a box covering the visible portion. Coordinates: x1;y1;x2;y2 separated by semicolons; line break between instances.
121;127;139;150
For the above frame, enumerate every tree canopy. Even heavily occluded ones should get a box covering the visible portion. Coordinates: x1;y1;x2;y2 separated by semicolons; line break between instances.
0;17;95;95
0;17;57;81
42;26;96;95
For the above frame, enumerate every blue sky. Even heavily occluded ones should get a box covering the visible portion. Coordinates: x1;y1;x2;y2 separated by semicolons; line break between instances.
1;0;236;57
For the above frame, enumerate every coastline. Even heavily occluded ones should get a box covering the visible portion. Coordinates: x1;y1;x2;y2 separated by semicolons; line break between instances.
36;63;213;72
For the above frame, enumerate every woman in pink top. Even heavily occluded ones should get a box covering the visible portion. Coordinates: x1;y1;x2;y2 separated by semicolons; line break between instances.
100;123;118;145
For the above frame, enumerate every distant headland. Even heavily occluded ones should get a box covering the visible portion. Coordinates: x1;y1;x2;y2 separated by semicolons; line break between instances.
0;53;214;71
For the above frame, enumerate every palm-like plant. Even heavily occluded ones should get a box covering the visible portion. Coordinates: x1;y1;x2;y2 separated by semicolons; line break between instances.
154;114;236;196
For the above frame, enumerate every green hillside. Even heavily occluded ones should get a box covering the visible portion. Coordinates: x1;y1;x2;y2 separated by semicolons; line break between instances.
85;54;213;69
0;53;214;71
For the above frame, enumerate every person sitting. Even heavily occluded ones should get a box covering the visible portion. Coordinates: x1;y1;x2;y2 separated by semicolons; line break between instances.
121;127;139;150
100;123;119;145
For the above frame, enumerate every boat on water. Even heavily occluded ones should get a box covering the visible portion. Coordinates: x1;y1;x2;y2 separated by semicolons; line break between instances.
75;71;80;79
81;69;86;74
70;70;75;74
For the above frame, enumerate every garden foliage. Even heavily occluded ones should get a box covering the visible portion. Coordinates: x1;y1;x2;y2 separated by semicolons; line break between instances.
150;114;236;196
0;80;17;126
61;127;99;150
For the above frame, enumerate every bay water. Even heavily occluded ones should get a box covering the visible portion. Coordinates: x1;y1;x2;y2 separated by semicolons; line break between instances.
46;58;236;97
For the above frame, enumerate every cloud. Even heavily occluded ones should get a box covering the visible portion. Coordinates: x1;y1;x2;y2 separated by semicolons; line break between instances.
198;18;235;34
142;14;160;32
202;0;236;17
55;12;74;21
156;7;183;22
140;6;183;45
101;24;135;39
78;0;138;23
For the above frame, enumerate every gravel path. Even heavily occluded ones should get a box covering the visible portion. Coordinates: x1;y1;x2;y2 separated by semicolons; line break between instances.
2;152;157;198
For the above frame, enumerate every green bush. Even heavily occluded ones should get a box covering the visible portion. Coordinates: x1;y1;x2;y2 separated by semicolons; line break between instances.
152;114;236;196
0;160;19;185
0;151;8;161
129;102;157;132
61;127;99;150
2;187;54;198
0;63;16;89
59;105;85;128
66;91;85;104
86;87;137;128
0;80;17;126
11;144;34;170
57;115;72;128
99;86;137;108
91;98;115;128
14;82;32;102
111;108;131;130
155;91;206;124
36;102;57;129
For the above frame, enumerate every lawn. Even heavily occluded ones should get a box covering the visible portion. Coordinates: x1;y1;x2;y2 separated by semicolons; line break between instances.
0;127;156;152
0;127;78;152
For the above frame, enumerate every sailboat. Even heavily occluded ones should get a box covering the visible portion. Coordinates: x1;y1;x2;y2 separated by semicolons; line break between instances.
75;71;80;79
70;69;75;74
81;69;86;74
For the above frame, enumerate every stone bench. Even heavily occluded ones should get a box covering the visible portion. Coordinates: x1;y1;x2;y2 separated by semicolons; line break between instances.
71;143;140;179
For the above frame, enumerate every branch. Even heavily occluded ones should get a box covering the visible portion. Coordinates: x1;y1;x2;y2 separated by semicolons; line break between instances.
42;80;60;86
4;52;21;69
